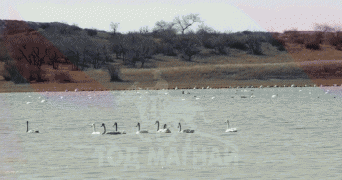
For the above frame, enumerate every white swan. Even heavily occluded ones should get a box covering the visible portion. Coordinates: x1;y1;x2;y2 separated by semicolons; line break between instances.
90;123;100;134
26;121;39;133
100;123;121;135
113;122;126;134
136;122;149;134
225;120;237;132
178;123;194;133
155;121;171;133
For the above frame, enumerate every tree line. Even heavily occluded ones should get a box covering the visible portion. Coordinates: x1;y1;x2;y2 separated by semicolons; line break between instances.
2;15;340;84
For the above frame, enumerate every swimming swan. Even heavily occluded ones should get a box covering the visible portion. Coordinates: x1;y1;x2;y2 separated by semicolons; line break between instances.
113;122;126;134
178;123;194;133
136;122;149;134
100;123;121;135
26;121;39;133
225;120;237;132
155;121;171;133
90;123;100;134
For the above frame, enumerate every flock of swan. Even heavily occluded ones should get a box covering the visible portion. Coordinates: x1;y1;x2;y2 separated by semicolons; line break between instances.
92;120;237;135
25;120;237;134
26;83;337;135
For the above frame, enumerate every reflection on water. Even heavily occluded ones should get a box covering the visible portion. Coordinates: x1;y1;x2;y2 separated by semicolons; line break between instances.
1;87;342;179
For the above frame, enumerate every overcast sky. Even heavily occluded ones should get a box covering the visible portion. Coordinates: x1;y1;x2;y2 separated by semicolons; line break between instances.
1;0;341;33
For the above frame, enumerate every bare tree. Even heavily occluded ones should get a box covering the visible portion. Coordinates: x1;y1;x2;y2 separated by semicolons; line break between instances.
174;13;202;35
110;22;120;36
153;20;176;32
314;23;336;32
139;26;149;34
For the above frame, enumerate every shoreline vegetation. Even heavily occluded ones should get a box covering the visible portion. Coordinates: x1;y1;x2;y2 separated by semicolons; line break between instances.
1;19;342;93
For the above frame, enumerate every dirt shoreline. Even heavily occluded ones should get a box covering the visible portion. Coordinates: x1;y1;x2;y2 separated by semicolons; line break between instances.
0;78;332;93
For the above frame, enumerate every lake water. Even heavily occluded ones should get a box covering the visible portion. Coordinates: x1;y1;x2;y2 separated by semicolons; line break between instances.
1;87;342;179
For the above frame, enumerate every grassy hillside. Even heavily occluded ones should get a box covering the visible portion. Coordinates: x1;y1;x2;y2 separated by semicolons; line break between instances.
0;20;342;92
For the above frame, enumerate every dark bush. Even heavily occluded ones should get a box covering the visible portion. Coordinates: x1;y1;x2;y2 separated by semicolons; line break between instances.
40;23;50;29
229;41;248;50
176;38;200;61
2;60;28;84
215;45;230;55
328;32;342;47
85;28;98;36
242;31;253;35
202;37;217;49
70;25;82;31
107;64;122;81
305;42;320;50
270;38;286;51
156;43;177;56
246;36;263;55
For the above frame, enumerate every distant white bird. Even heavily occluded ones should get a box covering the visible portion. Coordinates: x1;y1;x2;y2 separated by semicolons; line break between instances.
41;100;46;103
75;88;78;92
225;120;237;132
26;121;39;133
136;122;149;134
155;121;171;133
90;123;100;134
211;97;215;99
178;123;194;133
26;102;32;104
175;87;178;90
272;94;278;98
250;93;256;98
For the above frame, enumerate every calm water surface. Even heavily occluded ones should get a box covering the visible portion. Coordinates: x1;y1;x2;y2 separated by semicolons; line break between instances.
1;87;342;179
